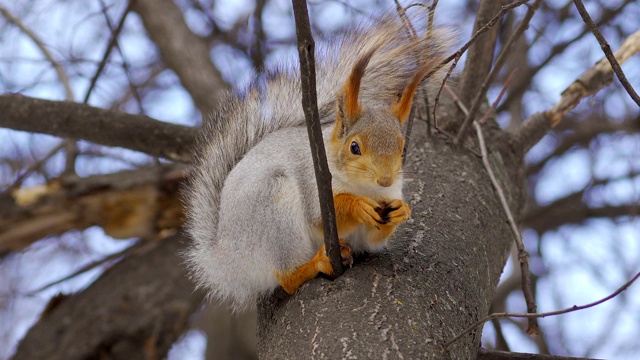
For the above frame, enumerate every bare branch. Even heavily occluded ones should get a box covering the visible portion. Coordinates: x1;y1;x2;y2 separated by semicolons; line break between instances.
456;0;542;143
3;142;65;192
1;164;185;252
446;271;640;351
444;84;540;334
0;5;73;101
434;0;526;130
478;348;602;360
291;0;342;276
526;114;640;176
497;1;634;115
132;0;228;115
524;199;638;234
473;119;538;335
512;28;640;153
456;1;514;108
573;0;640;107
98;0;145;112
446;83;539;337
0;95;196;162
13;234;204;360
83;0;134;104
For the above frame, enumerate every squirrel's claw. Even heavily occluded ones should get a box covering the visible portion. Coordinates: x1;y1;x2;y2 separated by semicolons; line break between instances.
356;196;384;228
339;238;353;267
382;199;411;225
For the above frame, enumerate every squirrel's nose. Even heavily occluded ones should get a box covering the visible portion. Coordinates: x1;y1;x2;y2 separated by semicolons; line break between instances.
377;177;393;187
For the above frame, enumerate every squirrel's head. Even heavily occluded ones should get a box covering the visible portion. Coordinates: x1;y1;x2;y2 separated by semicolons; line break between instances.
331;47;436;189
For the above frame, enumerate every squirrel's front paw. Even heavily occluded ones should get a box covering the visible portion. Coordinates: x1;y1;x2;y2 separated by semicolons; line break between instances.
356;196;384;228
379;199;411;225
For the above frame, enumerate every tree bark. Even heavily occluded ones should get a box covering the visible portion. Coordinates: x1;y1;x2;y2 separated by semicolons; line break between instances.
257;119;525;358
13;234;203;360
0;95;196;162
1;164;186;252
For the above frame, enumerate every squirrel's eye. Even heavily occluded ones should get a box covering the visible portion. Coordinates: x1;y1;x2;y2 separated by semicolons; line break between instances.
402;146;406;158
350;141;361;155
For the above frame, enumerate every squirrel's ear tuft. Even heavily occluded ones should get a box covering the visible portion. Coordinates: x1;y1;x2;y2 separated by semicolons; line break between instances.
336;46;380;130
392;57;439;125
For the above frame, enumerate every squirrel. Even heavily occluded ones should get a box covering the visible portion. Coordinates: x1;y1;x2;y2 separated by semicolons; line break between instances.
185;12;450;310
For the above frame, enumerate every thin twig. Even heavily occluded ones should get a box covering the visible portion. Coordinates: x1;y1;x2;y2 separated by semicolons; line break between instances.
455;0;542;143
474;119;539;335
440;0;527;69
444;85;539;334
477;69;518;125
83;0;135;104
26;241;144;295
98;0;145;112
393;1;417;157
0;5;73;100
444;271;640;351
497;0;636;114
573;0;640;107
2;142;65;194
431;0;527;128
0;3;80;177
291;0;343;276
432;57;459;129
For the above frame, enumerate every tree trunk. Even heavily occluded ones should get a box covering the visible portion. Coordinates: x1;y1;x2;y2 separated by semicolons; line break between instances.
257;118;525;358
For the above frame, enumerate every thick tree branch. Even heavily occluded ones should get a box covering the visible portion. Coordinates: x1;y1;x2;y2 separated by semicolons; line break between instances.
455;0;504;111
526;114;640;176
497;1;634;115
13;234;204;360
257;119;521;359
456;0;542;143
512;28;640;153
132;0;228;115
573;0;640;107
524;200;637;234
1;164;185;253
0;95;197;162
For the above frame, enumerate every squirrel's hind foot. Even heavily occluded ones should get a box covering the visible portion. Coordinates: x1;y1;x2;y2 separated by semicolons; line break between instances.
275;244;333;294
339;238;354;267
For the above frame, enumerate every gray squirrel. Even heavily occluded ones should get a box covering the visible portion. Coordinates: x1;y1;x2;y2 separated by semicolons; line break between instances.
185;12;449;310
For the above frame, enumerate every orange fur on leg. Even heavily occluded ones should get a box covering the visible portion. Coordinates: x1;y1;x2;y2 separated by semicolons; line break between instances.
275;195;403;295
275;244;333;294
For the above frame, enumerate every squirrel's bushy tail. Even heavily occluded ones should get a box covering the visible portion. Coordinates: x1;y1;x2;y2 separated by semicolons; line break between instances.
185;11;451;308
